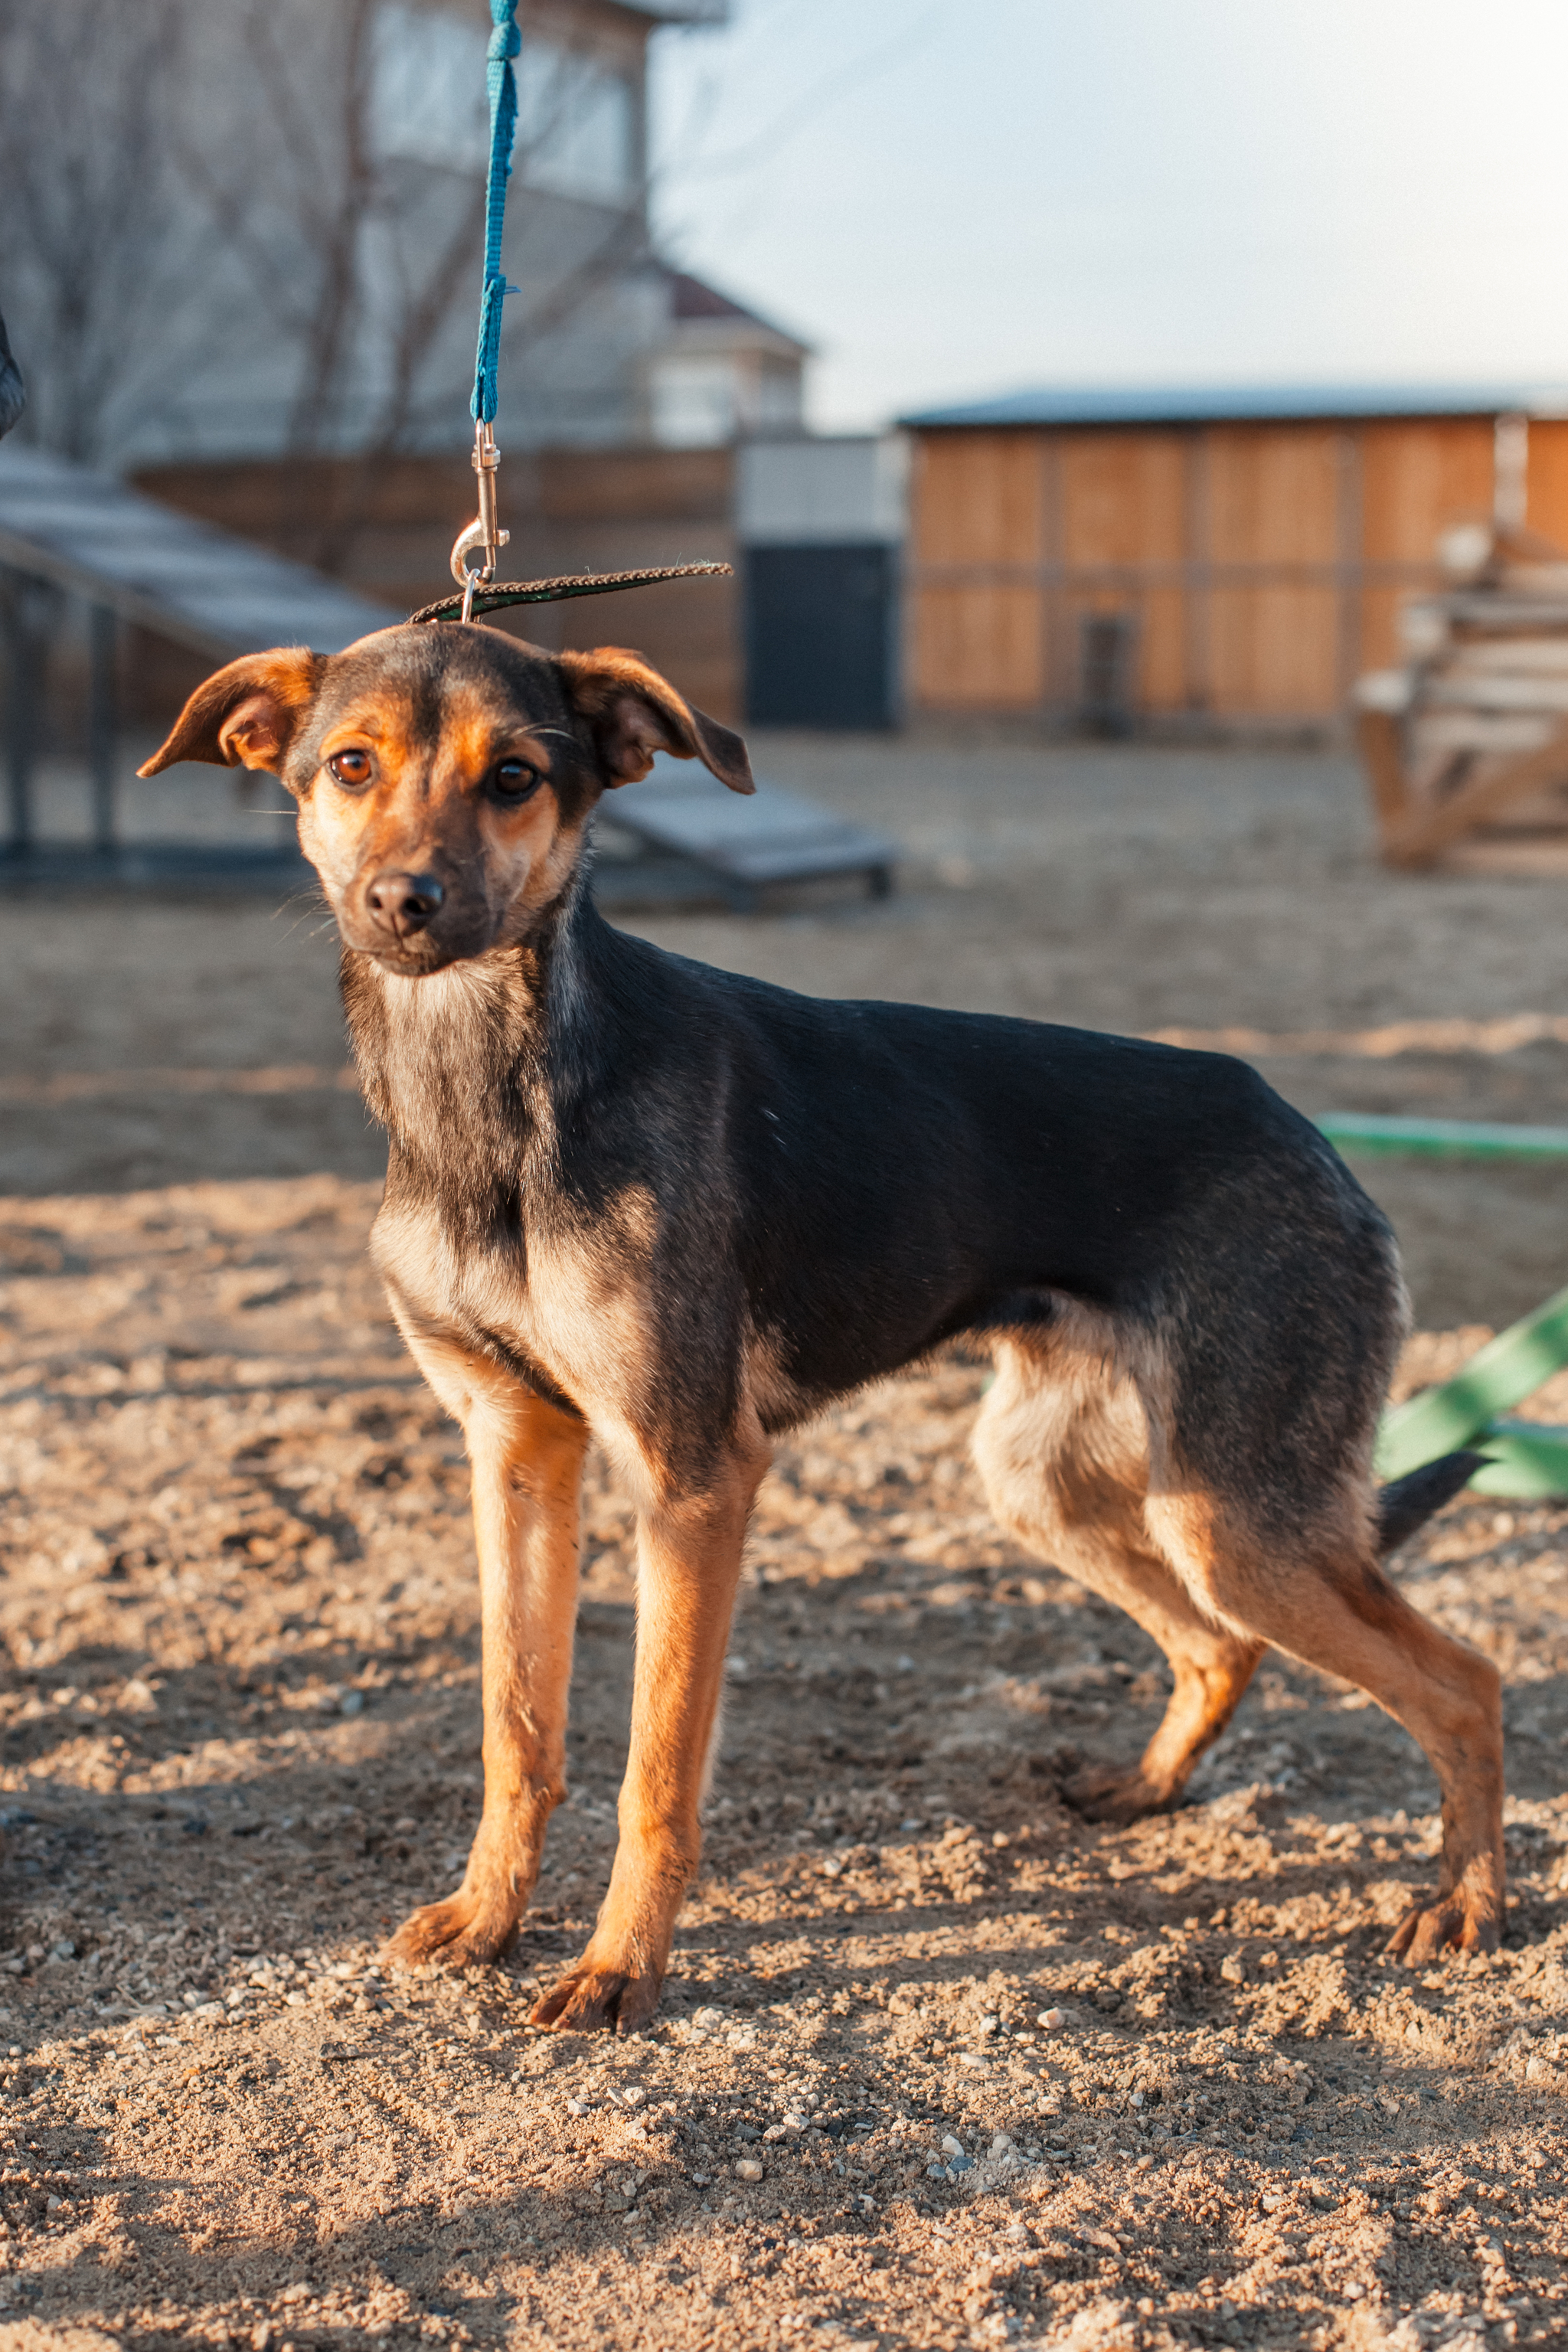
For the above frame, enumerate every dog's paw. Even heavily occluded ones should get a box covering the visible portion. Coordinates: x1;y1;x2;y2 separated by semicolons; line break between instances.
530;1964;662;2037
384;1890;518;1970
1386;1887;1501;1965
1062;1763;1176;1825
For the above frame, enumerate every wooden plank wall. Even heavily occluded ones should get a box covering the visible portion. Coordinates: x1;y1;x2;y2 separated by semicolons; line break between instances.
131;447;740;724
908;416;1568;722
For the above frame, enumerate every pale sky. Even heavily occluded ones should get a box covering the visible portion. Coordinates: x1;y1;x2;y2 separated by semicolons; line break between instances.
648;0;1568;430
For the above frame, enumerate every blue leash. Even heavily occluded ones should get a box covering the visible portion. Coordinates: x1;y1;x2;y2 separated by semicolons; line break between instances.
426;0;732;628
443;0;521;616
472;0;521;430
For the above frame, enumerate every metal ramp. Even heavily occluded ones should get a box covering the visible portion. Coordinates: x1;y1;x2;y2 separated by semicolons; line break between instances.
597;750;897;910
0;439;399;867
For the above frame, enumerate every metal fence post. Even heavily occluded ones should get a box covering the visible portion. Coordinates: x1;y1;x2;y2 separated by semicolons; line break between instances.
3;566;38;855
89;601;117;854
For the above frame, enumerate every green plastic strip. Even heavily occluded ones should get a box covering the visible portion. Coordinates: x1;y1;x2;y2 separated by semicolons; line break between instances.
1377;1282;1568;1478
1467;1423;1568;1500
1318;1112;1568;1158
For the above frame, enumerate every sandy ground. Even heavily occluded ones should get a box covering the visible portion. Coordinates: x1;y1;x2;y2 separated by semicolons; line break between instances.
2;737;1567;2352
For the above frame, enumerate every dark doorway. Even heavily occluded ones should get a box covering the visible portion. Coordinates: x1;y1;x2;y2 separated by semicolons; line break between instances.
744;543;897;730
1078;609;1139;736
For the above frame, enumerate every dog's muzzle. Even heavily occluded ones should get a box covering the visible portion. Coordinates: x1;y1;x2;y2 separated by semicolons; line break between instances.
363;870;446;942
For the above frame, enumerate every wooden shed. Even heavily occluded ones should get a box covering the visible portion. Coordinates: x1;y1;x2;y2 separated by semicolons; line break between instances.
901;385;1568;728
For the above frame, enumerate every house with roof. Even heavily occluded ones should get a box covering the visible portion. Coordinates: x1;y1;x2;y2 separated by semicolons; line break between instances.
2;0;829;738
2;0;792;469
645;272;811;449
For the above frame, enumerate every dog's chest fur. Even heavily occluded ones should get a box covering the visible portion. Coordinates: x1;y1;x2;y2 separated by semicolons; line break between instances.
344;947;658;1428
371;1184;654;1428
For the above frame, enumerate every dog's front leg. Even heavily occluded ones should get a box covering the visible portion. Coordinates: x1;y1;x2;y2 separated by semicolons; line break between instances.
532;1429;769;2034
387;1367;590;1969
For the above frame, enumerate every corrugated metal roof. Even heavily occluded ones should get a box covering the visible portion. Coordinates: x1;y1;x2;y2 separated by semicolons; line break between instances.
901;382;1568;430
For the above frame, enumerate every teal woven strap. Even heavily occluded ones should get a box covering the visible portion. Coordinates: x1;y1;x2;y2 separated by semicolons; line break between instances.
472;1;521;425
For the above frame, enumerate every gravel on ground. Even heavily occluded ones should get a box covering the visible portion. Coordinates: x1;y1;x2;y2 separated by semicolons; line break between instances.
2;737;1566;2350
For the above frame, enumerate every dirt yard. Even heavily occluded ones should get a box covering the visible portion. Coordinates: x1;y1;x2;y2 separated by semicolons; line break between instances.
2;735;1566;2352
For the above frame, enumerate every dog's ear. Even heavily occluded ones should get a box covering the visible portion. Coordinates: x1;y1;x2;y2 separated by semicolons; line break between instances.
558;647;754;795
137;648;324;780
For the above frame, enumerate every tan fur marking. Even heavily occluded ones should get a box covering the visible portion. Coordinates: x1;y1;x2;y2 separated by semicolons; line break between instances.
531;1406;772;2033
136;647;322;778
974;1329;1263;1821
975;1318;1505;1949
385;1337;590;1968
1148;1484;1505;1957
297;686;572;949
372;1191;659;1442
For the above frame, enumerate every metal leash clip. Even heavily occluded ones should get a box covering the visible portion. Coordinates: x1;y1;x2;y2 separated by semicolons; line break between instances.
449;419;510;623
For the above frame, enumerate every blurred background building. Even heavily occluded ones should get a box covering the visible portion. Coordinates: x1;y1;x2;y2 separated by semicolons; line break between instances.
0;0;747;468
899;385;1568;733
0;0;871;745
7;0;1568;769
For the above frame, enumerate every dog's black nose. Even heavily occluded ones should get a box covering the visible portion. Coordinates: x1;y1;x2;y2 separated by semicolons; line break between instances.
364;870;445;939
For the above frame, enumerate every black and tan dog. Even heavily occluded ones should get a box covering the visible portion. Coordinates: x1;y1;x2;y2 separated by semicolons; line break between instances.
142;624;1502;2033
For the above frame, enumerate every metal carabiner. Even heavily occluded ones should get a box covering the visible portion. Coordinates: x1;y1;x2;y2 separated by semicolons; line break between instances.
450;520;495;623
448;419;510;622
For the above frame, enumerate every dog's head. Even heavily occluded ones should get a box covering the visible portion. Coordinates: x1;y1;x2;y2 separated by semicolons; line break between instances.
139;624;753;973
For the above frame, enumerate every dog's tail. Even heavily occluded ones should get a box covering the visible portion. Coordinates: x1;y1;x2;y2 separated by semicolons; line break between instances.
1376;1450;1488;1556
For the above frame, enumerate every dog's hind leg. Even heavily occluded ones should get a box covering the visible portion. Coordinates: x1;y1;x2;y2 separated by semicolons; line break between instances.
974;1336;1263;1824
1147;1484;1504;1961
384;1340;590;1968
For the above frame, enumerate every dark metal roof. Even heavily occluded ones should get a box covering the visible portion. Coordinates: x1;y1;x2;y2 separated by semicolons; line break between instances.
622;0;730;18
663;267;812;352
668;271;763;326
901;382;1568;430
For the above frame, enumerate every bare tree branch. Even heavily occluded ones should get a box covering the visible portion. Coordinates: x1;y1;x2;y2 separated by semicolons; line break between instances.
0;0;678;514
0;0;201;462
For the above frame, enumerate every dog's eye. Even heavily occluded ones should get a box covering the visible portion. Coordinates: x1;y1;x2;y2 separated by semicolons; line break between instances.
490;758;541;803
328;748;373;789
